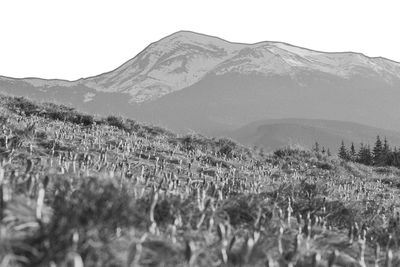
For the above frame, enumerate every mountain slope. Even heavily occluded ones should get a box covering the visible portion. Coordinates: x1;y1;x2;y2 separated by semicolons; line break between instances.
3;92;400;267
1;31;400;133
227;118;400;152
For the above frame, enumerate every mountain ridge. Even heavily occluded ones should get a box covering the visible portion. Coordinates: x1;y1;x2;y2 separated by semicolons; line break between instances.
226;118;400;152
3;30;400;80
3;30;400;82
1;30;400;134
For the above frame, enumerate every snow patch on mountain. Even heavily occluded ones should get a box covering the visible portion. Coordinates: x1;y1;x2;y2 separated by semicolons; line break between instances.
83;31;246;102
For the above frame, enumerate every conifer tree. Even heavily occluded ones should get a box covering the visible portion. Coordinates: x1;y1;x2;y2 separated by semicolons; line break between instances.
356;143;364;164
393;147;400;167
338;140;349;160
356;143;373;165
349;142;356;161
380;137;391;165
373;136;383;165
383;137;389;152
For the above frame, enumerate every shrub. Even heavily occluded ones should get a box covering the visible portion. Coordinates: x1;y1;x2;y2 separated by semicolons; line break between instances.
106;115;126;130
316;161;334;170
142;125;175;138
274;147;297;158
179;134;207;151
215;138;237;157
7;96;41;116
77;114;94;126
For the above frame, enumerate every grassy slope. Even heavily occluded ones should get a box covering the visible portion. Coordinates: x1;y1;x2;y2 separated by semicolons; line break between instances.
0;95;400;266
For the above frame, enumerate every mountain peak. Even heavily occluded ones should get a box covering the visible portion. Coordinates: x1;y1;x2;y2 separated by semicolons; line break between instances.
93;32;400;101
2;31;400;133
162;30;221;41
11;31;400;103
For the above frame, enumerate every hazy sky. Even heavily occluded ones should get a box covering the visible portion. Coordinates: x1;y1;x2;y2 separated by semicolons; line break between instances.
1;0;399;80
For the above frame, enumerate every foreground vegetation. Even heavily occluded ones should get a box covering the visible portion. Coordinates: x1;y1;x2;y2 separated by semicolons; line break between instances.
1;95;400;266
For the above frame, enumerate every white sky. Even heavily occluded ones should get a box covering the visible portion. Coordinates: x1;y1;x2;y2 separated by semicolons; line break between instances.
1;0;399;80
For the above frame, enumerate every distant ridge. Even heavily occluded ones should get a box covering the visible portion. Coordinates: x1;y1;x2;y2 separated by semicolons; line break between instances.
1;30;400;138
226;118;400;152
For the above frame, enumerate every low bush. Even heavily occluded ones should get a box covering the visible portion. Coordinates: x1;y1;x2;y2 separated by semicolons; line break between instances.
7;96;41;116
106;115;126;130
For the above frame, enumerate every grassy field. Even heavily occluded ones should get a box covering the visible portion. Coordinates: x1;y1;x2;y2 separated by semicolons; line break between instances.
1;95;400;266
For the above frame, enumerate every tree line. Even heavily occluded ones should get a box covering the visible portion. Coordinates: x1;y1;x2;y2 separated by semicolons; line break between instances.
337;136;400;167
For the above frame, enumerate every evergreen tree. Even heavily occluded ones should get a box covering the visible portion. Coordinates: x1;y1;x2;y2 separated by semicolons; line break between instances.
327;148;331;156
393;147;400;168
357;143;373;165
380;137;391;165
349;142;356;161
321;146;326;154
383;137;389;152
357;143;368;165
338;140;349;160
373;136;383;165
356;143;364;164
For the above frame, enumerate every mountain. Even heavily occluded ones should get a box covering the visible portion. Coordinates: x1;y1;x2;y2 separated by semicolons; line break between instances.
226;118;400;152
1;31;400;134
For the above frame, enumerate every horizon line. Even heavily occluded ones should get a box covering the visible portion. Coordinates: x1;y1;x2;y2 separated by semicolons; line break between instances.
1;29;400;82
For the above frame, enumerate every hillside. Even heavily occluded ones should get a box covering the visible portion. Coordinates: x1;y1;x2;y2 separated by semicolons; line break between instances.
227;118;400;152
1;95;400;266
2;31;400;134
